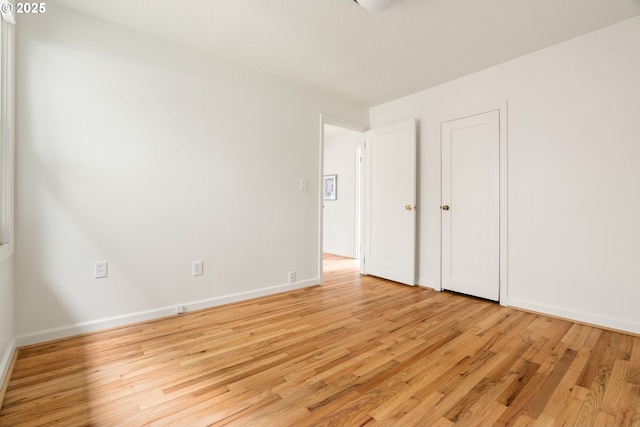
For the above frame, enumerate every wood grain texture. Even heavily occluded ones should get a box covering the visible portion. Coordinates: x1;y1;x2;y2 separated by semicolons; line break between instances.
1;254;639;426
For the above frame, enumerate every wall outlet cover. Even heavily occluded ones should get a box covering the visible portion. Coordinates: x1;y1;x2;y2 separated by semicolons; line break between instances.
94;261;108;279
193;261;204;276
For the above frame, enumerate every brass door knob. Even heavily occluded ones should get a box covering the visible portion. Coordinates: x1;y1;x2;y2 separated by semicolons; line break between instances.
442;205;450;211
405;205;413;211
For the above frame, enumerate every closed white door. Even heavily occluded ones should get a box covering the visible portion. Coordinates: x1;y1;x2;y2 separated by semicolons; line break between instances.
364;119;416;285
441;111;500;301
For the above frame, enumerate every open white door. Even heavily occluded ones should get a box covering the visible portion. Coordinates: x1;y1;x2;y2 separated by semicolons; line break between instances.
363;119;417;285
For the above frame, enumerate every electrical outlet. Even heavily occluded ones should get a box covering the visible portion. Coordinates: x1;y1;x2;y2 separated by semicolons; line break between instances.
288;270;296;283
176;305;185;314
193;261;203;276
300;179;308;191
94;261;108;279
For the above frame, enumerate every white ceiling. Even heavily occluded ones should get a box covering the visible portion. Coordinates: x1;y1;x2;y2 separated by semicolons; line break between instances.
51;0;640;107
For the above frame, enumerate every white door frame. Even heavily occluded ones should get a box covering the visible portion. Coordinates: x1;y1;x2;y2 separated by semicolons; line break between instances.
354;144;363;260
318;114;367;283
436;102;509;305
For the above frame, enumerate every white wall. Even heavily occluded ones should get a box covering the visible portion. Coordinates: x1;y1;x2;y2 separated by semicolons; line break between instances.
371;16;640;334
0;257;14;384
323;126;362;258
14;4;367;342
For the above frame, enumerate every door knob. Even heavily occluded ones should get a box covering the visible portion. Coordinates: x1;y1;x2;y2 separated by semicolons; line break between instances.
442;205;450;211
405;205;413;211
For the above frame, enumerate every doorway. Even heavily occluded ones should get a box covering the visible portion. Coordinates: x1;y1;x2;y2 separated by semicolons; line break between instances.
318;116;418;286
319;116;365;282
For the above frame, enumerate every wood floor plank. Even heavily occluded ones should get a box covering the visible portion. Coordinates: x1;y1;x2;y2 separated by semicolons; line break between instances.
460;400;508;427
540;346;591;418
2;253;640;426
601;359;630;414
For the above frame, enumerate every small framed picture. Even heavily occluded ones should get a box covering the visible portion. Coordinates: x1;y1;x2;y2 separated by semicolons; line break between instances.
323;175;337;201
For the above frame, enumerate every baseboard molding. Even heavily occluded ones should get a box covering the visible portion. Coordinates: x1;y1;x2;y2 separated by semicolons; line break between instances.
0;339;17;406
183;278;318;312
15;278;319;347
507;297;640;335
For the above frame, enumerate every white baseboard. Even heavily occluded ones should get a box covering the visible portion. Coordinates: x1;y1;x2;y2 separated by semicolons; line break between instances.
183;278;318;312
0;339;16;392
507;297;640;335
15;278;319;347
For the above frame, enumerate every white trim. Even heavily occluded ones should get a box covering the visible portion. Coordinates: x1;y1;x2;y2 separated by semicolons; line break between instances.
318;114;367;282
16;278;319;347
354;145;363;260
437;101;508;304
318;116;325;282
0;8;14;263
508;297;640;335
320;115;367;133
0;338;15;390
498;103;509;306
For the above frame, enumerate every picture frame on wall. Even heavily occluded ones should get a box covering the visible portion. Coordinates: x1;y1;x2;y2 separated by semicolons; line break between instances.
323;174;337;201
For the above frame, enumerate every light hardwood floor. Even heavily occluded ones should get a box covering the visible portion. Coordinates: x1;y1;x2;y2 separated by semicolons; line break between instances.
1;254;639;426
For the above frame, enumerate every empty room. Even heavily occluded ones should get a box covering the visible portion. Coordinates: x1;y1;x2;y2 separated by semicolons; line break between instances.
1;0;640;425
